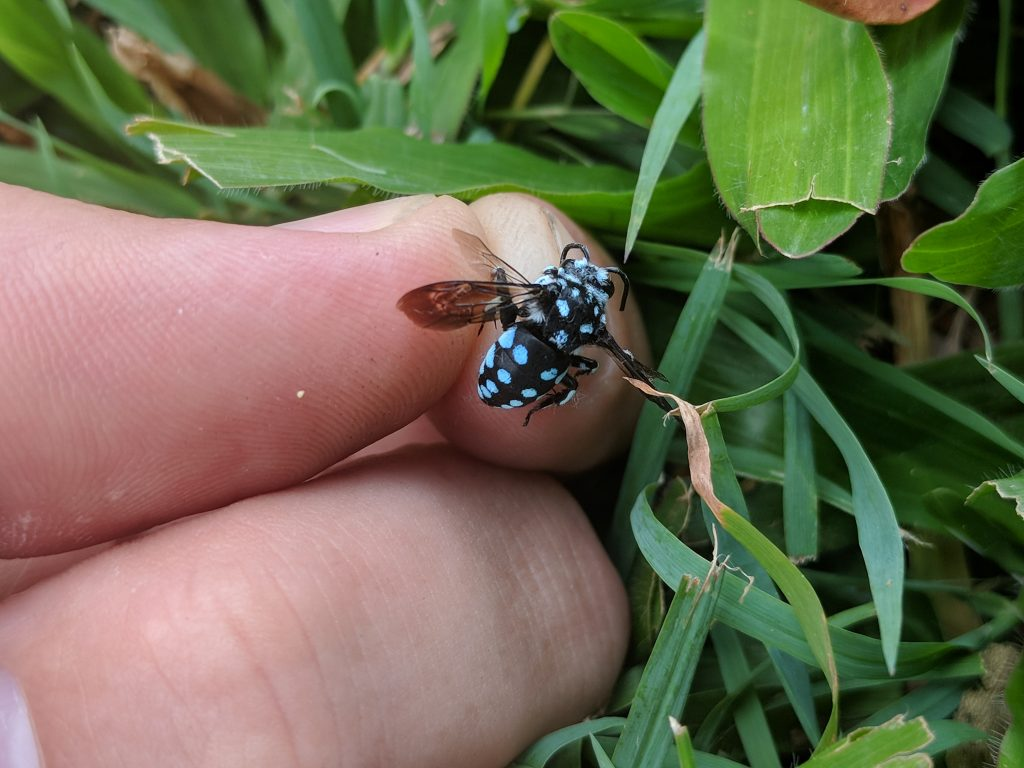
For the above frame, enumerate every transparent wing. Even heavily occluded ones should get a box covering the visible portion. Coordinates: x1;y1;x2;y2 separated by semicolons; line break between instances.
397;279;548;330
452;229;534;285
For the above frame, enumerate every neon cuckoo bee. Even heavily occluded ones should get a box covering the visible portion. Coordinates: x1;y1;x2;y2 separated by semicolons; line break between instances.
397;230;665;426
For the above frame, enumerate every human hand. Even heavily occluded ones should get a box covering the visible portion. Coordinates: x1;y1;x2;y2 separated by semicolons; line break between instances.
0;185;643;767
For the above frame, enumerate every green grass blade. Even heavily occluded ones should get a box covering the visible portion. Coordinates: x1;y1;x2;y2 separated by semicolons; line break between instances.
717;310;905;675
402;0;433;136
671;720;697;768
710;501;840;749
728;446;853;515
426;6;482;139
783;387;819;560
476;0;510;104
515;718;624;767
0;0;148;144
937;86;1013;159
624;28;704;258
710;264;801;413
612;571;723;768
710;625;784;768
700;413;821;746
294;0;361;125
589;735;616;768
976;355;1024;407
611;235;733;575
632;486;1009;680
799;314;1024;459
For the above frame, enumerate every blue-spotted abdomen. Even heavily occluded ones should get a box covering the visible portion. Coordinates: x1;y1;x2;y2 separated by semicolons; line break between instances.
477;326;569;409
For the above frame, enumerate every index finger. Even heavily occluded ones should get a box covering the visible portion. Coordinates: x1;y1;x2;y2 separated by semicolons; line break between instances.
0;188;481;556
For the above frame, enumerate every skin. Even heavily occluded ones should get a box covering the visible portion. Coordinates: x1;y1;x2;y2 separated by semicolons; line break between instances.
0;185;638;768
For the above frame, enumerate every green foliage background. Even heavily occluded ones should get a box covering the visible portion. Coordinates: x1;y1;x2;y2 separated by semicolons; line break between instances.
2;0;1023;765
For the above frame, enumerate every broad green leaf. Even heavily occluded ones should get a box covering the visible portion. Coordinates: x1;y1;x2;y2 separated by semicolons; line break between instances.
549;11;672;128
703;0;890;256
874;0;966;200
757;202;861;259
128;118;725;243
624;29;704;257
902;158;1024;288
802;716;932;767
613;572;723;768
967;471;1024;518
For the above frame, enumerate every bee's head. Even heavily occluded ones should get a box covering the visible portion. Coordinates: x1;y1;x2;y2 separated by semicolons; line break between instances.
557;243;630;312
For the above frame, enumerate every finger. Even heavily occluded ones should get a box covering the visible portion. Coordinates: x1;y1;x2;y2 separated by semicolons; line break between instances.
0;187;482;556
0;446;629;768
428;194;654;472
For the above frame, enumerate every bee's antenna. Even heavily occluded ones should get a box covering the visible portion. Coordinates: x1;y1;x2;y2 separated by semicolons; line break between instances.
606;267;630;311
560;243;589;263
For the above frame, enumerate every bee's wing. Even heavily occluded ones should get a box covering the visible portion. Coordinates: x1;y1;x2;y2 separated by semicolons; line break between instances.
397;279;548;330
452;229;534;285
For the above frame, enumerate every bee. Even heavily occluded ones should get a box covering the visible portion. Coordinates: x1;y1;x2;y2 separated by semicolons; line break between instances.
397;230;665;426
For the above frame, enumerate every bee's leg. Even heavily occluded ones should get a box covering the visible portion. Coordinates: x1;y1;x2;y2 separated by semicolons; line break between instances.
570;354;598;376
488;266;519;328
522;375;579;427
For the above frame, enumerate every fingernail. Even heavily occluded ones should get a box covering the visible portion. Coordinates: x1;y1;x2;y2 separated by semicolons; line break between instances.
0;668;41;768
277;195;437;233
